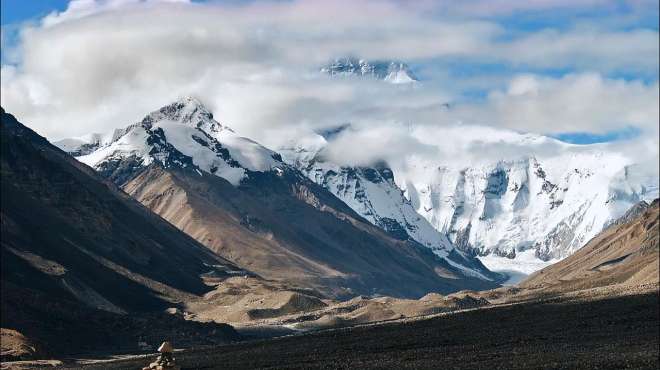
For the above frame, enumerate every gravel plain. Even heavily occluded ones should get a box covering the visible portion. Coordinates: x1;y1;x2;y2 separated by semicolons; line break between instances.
53;292;659;370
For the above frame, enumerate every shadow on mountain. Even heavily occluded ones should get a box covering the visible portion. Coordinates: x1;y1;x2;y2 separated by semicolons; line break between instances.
1;108;240;359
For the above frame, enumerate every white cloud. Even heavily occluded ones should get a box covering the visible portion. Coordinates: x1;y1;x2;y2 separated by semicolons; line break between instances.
446;73;659;135
498;29;659;75
0;0;657;174
41;0;192;27
418;0;618;16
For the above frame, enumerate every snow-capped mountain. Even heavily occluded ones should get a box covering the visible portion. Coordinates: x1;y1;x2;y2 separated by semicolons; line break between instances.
57;97;499;287
391;126;658;278
58;97;656;283
279;135;442;255
69;97;283;186
278;134;499;281
320;57;418;84
279;123;657;280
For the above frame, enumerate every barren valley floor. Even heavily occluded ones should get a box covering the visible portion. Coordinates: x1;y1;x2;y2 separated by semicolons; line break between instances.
53;292;660;370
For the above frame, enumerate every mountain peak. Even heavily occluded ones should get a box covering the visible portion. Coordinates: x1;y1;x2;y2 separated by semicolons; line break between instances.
173;95;208;111
71;97;281;186
142;96;218;130
321;57;418;84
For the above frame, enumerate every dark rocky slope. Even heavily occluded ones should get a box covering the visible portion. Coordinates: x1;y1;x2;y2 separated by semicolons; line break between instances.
0;108;240;358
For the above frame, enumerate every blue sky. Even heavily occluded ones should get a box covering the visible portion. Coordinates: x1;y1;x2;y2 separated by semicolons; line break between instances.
1;0;68;25
552;126;642;144
0;0;657;148
1;0;68;66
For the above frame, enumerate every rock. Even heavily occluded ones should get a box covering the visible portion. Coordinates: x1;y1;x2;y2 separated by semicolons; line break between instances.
165;307;180;315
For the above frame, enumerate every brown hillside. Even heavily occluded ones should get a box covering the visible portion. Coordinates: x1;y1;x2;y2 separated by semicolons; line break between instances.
521;199;659;292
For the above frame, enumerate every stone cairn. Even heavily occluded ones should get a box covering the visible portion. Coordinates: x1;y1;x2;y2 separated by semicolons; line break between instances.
143;341;180;370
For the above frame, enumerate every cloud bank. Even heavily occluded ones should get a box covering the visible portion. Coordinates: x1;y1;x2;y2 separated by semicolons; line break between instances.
1;0;657;173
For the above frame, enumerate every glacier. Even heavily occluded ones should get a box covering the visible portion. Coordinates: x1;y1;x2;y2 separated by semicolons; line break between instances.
277;122;657;280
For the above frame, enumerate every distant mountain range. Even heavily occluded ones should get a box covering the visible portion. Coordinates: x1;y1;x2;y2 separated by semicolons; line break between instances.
314;59;656;273
390;130;657;265
54;97;500;297
55;96;658;283
277;128;656;279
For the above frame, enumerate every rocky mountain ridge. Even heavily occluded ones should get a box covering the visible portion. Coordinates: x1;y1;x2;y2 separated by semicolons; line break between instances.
57;97;658;280
57;98;501;297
